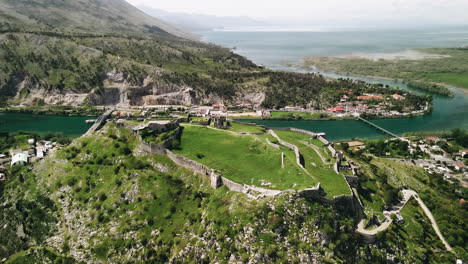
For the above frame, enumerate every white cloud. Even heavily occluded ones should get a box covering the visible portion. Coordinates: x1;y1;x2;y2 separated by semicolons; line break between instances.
127;0;468;25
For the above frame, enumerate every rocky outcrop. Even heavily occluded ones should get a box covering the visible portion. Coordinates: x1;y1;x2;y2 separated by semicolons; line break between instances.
6;70;267;107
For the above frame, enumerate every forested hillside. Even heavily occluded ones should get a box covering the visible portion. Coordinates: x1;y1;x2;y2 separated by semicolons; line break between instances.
0;0;429;108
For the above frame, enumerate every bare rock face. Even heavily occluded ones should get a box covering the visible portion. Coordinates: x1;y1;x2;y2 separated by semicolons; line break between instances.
7;70;267;107
13;78;89;106
232;91;265;108
127;82;204;106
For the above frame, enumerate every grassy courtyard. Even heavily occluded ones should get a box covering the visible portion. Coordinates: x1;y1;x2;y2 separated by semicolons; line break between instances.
174;125;316;190
228;122;266;134
273;130;351;197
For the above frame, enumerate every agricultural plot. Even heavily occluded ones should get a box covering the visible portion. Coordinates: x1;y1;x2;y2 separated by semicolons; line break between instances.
174;125;316;190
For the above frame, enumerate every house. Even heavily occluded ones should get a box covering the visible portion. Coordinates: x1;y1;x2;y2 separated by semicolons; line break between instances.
328;106;345;113
459;150;468;158
36;146;45;158
357;95;383;101
425;136;440;142
392;94;405;100
455;163;466;172
196;107;212;117
11;152;28;166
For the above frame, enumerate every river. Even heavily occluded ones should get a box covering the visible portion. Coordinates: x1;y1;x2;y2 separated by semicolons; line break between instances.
0;28;467;140
202;27;468;141
0;113;91;137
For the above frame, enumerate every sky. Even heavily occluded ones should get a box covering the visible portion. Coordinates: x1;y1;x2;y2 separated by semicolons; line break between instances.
126;0;468;26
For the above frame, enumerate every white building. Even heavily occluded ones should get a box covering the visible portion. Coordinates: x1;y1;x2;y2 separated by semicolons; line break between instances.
11;152;29;166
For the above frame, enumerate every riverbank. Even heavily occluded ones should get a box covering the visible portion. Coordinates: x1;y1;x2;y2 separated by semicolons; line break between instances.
0;105;101;117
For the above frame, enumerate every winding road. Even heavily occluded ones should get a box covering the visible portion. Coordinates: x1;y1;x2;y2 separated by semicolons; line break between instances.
357;189;453;252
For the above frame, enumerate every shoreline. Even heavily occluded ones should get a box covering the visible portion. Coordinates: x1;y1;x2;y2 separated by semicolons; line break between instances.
0;106;100;117
298;59;466;97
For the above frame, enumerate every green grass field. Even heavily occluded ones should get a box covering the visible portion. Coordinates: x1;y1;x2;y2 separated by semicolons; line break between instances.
174;126;316;190
426;73;468;89
229;122;266;134
273;130;351;197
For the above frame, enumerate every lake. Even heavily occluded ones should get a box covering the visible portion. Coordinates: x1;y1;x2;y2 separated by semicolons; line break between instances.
202;27;468;141
0;113;92;137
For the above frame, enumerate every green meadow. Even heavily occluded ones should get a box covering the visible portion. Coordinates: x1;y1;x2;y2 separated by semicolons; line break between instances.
174;125;316;190
273;130;351;197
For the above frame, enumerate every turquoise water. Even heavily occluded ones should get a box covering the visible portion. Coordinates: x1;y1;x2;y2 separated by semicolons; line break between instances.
0;113;92;137
203;27;468;141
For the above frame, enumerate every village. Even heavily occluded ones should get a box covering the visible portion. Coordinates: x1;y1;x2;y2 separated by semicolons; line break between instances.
0;137;64;181
340;135;468;189
274;90;429;118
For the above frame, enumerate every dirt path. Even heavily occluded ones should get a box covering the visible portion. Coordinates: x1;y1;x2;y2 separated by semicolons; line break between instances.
412;193;453;252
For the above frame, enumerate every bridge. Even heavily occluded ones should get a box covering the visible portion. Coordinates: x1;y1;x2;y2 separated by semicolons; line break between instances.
83;109;114;136
357;116;406;140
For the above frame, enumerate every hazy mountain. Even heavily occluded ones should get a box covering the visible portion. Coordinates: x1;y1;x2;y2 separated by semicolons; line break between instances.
136;5;267;32
0;0;195;39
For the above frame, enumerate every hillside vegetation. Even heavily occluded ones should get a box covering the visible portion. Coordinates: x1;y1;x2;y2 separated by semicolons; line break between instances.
0;122;461;263
0;0;193;39
0;0;431;109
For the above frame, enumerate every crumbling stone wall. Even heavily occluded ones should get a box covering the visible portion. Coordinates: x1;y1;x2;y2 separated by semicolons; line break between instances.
268;130;305;169
265;138;280;149
345;176;359;188
290;128;317;137
138;127;182;155
327;145;337;157
318;135;330;145
165;150;212;177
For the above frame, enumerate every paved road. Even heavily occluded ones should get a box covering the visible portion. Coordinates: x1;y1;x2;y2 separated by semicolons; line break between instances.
356;189;453;252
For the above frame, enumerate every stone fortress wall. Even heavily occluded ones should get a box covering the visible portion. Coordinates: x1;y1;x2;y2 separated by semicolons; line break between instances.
265;138;280;149
136;121;361;216
268;130;306;169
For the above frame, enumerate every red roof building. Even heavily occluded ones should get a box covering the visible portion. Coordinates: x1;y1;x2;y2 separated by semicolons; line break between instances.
357;95;383;101
392;94;405;100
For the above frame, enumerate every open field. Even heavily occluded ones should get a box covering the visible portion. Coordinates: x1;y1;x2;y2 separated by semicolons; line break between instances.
426;72;468;89
174;125;315;190
273;130;351;197
228;122;266;134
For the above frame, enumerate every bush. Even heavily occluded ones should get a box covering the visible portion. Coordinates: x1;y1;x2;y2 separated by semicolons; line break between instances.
99;193;108;201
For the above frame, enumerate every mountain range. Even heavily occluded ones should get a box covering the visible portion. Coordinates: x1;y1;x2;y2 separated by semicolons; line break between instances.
136;5;267;32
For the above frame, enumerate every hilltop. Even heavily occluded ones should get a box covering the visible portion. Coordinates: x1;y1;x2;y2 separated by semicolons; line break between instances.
0;0;431;112
0;0;194;39
0;119;465;263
